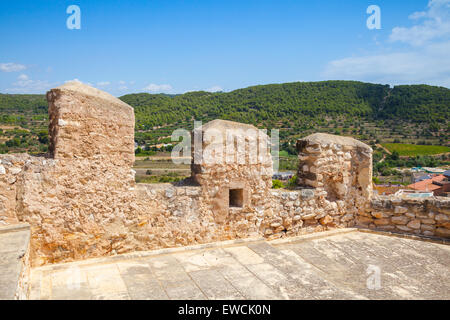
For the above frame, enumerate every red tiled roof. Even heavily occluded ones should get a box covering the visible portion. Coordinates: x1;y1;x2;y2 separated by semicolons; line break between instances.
407;175;446;191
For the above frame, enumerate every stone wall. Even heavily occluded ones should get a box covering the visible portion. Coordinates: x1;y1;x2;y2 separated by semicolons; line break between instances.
358;196;450;238
0;82;140;265
265;188;355;239
0;82;448;267
0;154;27;226
278;133;374;236
0;84;278;266
133;183;263;247
296;133;373;200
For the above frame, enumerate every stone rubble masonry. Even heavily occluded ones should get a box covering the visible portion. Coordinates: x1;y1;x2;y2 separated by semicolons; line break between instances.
361;196;450;238
1;82;139;266
190;119;273;226
0;82;448;267
296;133;373;200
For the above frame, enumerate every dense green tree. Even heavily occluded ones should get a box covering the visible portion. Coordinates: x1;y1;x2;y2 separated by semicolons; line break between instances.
37;130;49;144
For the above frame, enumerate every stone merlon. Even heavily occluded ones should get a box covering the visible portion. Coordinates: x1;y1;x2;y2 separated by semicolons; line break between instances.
47;81;135;166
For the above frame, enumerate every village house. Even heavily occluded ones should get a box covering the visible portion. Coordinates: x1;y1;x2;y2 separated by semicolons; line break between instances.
407;171;450;197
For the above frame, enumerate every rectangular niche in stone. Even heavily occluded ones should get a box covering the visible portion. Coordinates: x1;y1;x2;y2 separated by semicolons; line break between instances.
229;188;244;208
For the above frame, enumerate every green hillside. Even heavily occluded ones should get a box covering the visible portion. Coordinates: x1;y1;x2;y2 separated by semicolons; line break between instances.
0;80;449;155
121;81;391;130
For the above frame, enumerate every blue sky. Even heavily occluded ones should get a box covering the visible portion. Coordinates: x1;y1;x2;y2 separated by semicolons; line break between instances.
0;0;449;95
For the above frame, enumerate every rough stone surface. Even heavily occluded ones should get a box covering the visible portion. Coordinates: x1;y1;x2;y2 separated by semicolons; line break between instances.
191;119;273;227
296;133;372;200
364;196;450;238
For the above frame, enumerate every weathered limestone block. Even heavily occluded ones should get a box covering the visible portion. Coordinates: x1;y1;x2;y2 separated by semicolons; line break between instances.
407;219;421;230
371;211;390;219
396;225;412;232
405;212;415;218
301;189;315;200
435;228;450;237
341;213;354;222
421;218;435;225
391;216;409;225
319;215;333;225
394;206;408;214
435;214;449;223
373;218;390;226
357;216;373;225
421;224;435;232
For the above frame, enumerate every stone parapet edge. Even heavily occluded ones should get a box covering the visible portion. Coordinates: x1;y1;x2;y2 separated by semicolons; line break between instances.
0;223;30;234
356;227;450;245
268;228;357;245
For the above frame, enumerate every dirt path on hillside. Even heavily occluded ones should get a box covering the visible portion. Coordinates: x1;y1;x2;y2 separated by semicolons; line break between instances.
376;144;392;155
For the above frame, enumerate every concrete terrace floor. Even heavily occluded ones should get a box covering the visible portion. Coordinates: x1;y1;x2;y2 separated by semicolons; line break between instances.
0;224;30;300
29;229;450;300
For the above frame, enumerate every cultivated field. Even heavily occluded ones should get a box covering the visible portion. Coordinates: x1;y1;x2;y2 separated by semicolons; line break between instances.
382;143;450;157
133;155;190;183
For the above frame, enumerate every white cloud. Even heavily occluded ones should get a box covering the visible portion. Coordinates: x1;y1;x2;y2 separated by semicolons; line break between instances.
65;78;82;83
323;0;450;88
96;81;110;87
389;0;450;46
0;62;26;72
143;83;173;93
205;86;223;92
409;11;427;20
5;74;54;93
63;79;92;86
17;74;29;81
323;46;450;87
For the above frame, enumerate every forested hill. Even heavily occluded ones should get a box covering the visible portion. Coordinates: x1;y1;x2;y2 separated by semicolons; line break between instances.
1;80;448;154
119;81;449;130
0;80;449;130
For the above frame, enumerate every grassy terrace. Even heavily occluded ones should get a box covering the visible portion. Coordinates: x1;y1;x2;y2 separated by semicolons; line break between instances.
382;143;450;157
